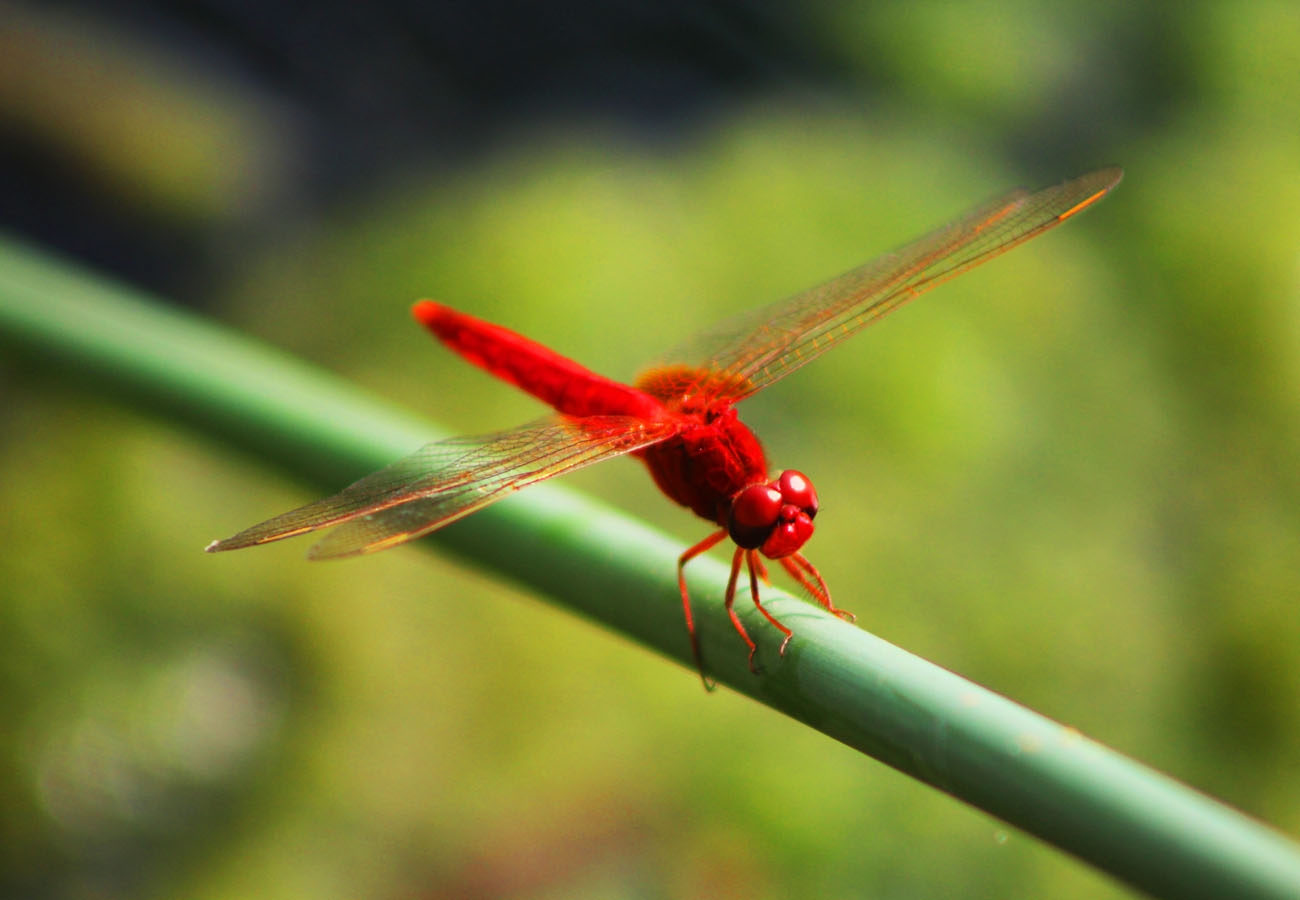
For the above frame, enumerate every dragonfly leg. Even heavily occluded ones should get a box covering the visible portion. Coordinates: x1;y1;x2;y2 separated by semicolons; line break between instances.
746;550;794;658
724;546;761;673
781;553;855;623
678;529;729;690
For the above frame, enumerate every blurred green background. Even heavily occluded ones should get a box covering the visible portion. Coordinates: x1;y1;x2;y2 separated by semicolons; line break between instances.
2;2;1299;898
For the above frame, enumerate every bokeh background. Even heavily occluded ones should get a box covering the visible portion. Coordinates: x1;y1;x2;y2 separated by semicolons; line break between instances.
3;2;1299;898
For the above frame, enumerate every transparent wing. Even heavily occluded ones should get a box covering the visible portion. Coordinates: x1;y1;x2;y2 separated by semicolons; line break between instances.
657;167;1122;401
207;415;678;559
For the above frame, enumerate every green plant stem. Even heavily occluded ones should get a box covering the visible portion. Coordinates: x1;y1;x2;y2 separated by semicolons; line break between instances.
2;233;1299;900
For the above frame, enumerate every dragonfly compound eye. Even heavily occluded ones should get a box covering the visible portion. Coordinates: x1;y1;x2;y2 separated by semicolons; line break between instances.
776;470;818;517
728;483;783;549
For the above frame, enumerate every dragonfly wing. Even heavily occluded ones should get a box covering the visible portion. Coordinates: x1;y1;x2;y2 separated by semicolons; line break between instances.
207;415;677;558
658;167;1121;401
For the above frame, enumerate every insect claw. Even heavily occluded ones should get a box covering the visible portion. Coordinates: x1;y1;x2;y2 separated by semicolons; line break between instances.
778;633;794;656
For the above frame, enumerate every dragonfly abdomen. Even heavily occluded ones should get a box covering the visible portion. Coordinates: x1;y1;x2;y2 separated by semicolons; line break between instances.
414;301;664;421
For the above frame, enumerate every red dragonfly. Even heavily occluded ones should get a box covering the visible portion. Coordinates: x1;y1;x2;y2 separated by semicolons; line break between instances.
208;167;1121;686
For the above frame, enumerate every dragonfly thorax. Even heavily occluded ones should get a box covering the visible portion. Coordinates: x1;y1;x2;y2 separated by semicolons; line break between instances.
727;470;818;559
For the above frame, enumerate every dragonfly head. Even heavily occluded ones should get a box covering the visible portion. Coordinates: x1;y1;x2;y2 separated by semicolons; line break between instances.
728;470;818;559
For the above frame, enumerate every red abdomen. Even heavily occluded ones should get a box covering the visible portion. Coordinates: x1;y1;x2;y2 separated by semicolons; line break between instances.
413;301;664;421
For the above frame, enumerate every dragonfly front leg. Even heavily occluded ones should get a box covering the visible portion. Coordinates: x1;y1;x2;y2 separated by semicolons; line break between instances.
781;552;855;623
745;549;794;660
